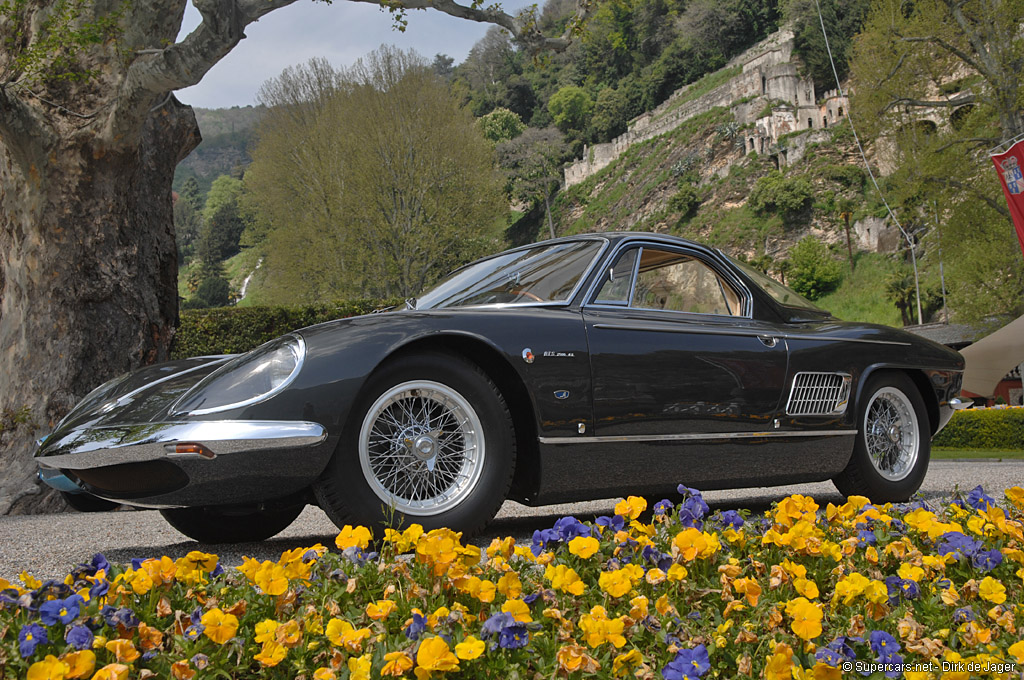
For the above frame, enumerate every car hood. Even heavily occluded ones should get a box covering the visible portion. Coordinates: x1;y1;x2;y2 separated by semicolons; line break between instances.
38;356;233;452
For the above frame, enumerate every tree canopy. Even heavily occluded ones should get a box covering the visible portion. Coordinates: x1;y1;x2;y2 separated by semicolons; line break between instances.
848;0;1024;325
244;48;505;303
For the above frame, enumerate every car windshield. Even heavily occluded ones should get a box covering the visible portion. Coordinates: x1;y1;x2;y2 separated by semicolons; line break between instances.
415;240;604;309
727;255;826;312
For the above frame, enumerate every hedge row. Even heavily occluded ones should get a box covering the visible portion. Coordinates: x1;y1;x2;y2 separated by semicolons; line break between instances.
932;406;1024;449
171;300;396;359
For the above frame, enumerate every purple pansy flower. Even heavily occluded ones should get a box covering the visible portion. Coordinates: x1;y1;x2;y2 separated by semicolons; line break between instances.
663;644;710;680
40;595;82;626
19;623;48;658
65;625;94;650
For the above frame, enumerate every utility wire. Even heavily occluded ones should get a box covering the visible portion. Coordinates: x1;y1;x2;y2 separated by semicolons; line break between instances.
812;0;923;325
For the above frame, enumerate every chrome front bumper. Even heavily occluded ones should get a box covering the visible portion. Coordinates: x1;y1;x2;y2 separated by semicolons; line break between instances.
36;420;333;508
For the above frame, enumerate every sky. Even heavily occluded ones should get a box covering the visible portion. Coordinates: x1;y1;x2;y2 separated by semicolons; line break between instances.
175;0;537;109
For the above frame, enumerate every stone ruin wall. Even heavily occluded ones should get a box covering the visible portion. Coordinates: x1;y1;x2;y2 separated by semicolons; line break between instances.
564;28;852;186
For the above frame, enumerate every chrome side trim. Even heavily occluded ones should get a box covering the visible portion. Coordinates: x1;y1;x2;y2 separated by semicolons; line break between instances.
949;397;973;410
591;323;911;346
538;429;857;445
591;323;779;339
36;420;327;470
784;334;912;347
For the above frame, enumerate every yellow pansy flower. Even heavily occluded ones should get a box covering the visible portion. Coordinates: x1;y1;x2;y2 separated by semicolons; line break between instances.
614;495;647;520
416;636;459;675
325;619;371;651
335;525;373;550
382;651;415;676
26;655;69;680
568;535;600;558
455;636;485;660
200;608;239;644
978;576;1006;604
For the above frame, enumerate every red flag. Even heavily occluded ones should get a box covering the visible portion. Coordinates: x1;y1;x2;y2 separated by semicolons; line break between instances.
991;139;1024;258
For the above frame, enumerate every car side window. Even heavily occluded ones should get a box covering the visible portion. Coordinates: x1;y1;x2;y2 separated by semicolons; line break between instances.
619;247;741;316
593;248;638;304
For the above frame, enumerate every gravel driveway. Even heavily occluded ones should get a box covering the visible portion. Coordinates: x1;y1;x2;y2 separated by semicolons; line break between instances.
2;459;1020;581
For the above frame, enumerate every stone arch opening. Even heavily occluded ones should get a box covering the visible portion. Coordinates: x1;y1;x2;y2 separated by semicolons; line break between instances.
807;117;813;129
951;105;975;131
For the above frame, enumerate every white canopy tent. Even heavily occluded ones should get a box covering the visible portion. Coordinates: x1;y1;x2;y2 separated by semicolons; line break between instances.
960;313;1024;397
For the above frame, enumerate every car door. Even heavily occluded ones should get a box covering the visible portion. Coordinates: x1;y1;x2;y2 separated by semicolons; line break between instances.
582;242;790;438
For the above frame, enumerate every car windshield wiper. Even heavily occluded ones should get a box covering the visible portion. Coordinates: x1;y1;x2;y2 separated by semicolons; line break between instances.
404;298;417;310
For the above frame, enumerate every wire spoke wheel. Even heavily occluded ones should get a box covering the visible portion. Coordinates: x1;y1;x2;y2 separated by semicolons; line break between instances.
863;386;919;481
359;380;484;516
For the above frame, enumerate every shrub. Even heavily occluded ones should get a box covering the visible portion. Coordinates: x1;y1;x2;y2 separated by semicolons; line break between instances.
748;171;814;218
547;86;593;137
933;407;1024;449
172;300;395;359
194;276;231;308
788;236;843;300
478;108;525;143
668;183;701;220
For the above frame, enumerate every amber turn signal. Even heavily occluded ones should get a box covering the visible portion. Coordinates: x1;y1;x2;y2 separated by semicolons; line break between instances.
173;443;216;459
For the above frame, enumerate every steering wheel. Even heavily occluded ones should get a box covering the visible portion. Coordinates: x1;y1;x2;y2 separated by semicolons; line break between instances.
509;288;545;302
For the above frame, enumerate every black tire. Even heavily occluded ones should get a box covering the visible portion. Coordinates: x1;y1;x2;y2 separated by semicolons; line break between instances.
313;351;515;538
832;371;931;502
61;491;121;513
160;503;304;543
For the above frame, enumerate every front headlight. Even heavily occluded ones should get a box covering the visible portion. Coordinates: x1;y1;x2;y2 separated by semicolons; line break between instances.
171;335;305;415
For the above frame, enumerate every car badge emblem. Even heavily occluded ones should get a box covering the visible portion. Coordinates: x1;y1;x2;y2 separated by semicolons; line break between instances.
554;390;570;400
522;348;534;364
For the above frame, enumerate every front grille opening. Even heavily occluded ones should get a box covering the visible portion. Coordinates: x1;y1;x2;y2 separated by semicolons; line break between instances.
786;372;852;416
67;460;188;499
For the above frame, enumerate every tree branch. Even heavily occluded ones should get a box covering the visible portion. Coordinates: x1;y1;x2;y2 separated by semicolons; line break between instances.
345;0;590;52
932;136;998;153
941;0;1002;79
897;35;985;77
927;175;1010;218
109;0;300;139
882;93;976;112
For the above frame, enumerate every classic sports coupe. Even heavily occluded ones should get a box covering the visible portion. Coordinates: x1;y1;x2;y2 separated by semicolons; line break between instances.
35;233;969;542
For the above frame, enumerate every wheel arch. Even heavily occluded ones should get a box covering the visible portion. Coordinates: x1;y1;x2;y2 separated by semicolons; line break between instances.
858;365;939;435
372;333;541;503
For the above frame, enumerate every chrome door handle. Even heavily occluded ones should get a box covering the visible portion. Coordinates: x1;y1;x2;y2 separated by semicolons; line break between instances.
758;336;778;348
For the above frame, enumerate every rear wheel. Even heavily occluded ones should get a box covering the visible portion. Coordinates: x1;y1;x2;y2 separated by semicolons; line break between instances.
160;503;304;543
314;352;515;537
833;372;930;502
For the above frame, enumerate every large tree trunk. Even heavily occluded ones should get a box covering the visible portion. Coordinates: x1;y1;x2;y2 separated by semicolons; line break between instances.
0;98;199;514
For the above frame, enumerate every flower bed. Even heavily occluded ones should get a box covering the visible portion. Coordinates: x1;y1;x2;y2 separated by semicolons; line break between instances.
2;486;1023;680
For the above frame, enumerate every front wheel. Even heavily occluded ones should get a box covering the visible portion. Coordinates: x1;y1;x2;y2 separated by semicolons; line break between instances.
833;372;930;502
314;352;515;537
160;503;304;543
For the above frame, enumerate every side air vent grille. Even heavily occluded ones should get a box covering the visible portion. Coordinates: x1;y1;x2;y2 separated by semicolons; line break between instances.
786;372;852;416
